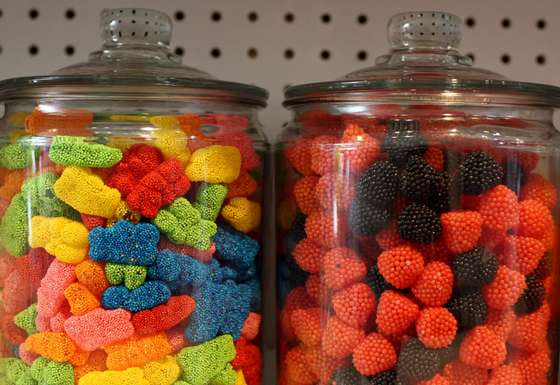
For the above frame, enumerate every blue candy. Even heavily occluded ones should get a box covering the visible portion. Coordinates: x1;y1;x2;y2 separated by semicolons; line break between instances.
148;250;181;282
89;220;160;266
185;282;227;343
221;281;251;340
102;280;171;312
245;278;262;311
213;225;259;269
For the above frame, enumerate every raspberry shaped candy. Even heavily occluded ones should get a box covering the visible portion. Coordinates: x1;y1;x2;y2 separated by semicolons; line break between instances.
446;290;488;331
501;235;545;275
355;160;399;207
375;221;403;251
508;304;549;352
485;308;515;341
397;338;441;383
478;185;519;232
305;210;347;249
186;145;242;183
378;245;424;289
452;247;499;290
487;365;523;385
315;172;356;211
365;263;395;299
398;203;442;244
459;326;506;369
443;361;489;385
483;265;527;310
369;370;398;385
303;346;344;383
424;146;445;172
383;120;427;167
459;152;503;195
520;173;557;209
48;135;122;168
322;316;365;358
330;365;369;385
513;273;545;315
412;261;454;307
419;374;450;385
310;135;338;175
285;138;313;176
376;290;419;335
323;247;366;290
305;274;332;307
291;308;323;347
416;307;458;349
349;199;390;237
292;238;326;274
293;176;320;215
441;211;482;254
338;124;380;174
332;283;376;327
516;200;554;242
400;156;440;203
285;345;318;385
510;347;551;385
352;333;397;376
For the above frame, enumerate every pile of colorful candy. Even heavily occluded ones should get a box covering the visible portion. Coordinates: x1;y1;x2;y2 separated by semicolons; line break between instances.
279;107;557;385
0;111;264;385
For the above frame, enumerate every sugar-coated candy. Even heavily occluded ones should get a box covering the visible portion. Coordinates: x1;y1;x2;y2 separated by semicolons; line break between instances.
132;295;195;336
142;356;181;385
14;304;38;335
24;107;93;135
73;349;107;382
64;308;134;352
227;172;258;199
221;198;261;233
49;136;122;168
213;225;259;269
63;283;100;316
150;127;191;166
221;282;252;340
18;344;38;366
29;357;74;385
37;260;76;319
54;167;123;218
79;367;149;385
21;173;78;218
105;263;147;290
75;260;109;297
104;333;171;371
0;143;30;169
1;357;30;384
0;170;25;202
147;250;181;282
186;145;241;183
158;236;215;263
195;183;228;221
231;339;261;385
24;332;78;362
177;335;236;385
185;282;228;343
153;197;217;250
0;193;28;256
209;363;237;385
241;312;261;341
89;220;159;266
29;216;89;264
102;280;171;312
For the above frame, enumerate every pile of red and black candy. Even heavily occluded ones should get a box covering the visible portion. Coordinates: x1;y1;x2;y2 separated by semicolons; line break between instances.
278;109;557;385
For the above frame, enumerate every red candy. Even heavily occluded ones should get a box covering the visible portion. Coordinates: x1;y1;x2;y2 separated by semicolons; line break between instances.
292;238;325;274
291;308;323;347
483;266;527;310
331;283;376;328
416;307;457;348
322;247;366;290
352;333;396;376
232;338;262;385
441;211;482;254
376;290;419;335
478;185;519;232
459;326;507;369
293;176;320;215
520;173;557;209
132;295;196;335
322;316;365;359
305;211;347;249
412;261;454;307
487;365;523;385
339;124;380;174
377;245;424;289
501;235;545;275
285;138;313;176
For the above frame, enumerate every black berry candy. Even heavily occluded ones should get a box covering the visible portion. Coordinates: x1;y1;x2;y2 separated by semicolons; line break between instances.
370;370;397;385
400;156;439;203
447;290;488;331
533;252;553;280
398;203;441;244
366;262;395;299
453;247;499;289
459;152;503;195
356;160;400;207
349;199;390;237
331;365;369;385
383;120;427;167
397;338;442;383
514;273;546;315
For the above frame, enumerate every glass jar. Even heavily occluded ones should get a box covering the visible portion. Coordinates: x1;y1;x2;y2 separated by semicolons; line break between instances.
0;8;268;385
277;11;560;385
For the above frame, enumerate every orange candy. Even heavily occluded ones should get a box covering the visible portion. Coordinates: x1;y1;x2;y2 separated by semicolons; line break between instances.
74;350;108;383
25;107;93;135
0;170;25;201
227;172;258;199
104;333;171;370
64;282;100;315
24;332;78;362
75;260;110;297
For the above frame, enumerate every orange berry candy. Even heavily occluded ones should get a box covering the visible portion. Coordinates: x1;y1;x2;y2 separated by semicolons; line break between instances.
64;282;100;316
322;316;365;359
24;332;77;362
293;176;320;215
292;238;326;274
332;283;376;328
520;173;557;209
281;287;314;342
285;138;314;176
376;290;419;335
322;247;366;290
375;221;403;251
291;308;323;347
377;245;424;289
305;274;331;307
310;135;338;175
227;171;258;199
338;124;380;174
315;172;356;211
487;365;523;385
285;345;318;385
516;200;553;240
424;147;445;172
416;307;457;349
485;308;515;341
303;346;344;383
305;210;347;249
443;361;489;385
352;333;396;376
501;235;545;275
419;374;451;385
441;211;482;254
508;304;550;352
478;185;519;232
510;346;551;385
104;333;171;370
459;326;506;369
75;260;110;298
412;261;454;307
483;265;527;310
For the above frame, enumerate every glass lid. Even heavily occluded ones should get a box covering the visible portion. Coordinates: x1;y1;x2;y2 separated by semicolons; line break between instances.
285;11;560;107
0;8;268;106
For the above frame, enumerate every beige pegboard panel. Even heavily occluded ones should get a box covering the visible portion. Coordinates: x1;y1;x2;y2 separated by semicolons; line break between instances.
0;0;558;140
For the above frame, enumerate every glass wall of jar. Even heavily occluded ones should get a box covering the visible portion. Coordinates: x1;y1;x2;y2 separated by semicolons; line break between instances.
277;11;560;385
0;8;268;385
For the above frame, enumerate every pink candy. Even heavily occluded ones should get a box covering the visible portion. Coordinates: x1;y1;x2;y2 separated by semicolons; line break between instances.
50;303;72;332
37;260;76;319
64;308;134;351
166;325;188;353
18;343;38;365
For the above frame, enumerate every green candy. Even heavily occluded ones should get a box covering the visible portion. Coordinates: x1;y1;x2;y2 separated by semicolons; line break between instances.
194;184;228;222
153;197;217;251
173;382;191;385
14;304;38;335
0;143;30;170
105;262;147;290
177;335;236;385
209;364;237;385
0;193;29;256
30;358;73;385
21;173;78;219
48;136;122;168
2;358;30;385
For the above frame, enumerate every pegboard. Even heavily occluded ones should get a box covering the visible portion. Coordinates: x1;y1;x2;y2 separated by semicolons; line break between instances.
0;0;558;140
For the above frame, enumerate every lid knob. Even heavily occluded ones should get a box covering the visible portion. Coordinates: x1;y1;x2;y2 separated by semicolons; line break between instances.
100;8;172;46
387;11;462;50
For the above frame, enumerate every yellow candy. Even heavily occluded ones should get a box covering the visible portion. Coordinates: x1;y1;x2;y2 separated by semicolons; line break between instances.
235;370;247;385
186;145;241;184
153;129;191;166
150;115;180;130
54;167;123;218
110;114;151;122
221;197;261;233
29;216;89;264
143;356;181;385
78;367;149;385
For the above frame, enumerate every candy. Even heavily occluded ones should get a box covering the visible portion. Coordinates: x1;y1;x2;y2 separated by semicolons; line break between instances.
37;260;76;319
102;280;171;312
231;339;261;385
143;356;181;385
79;367;149;385
221;198;261;233
104;333;171;371
29;216;89;264
64;308;134;352
49;136;122;168
0;170;25;202
209;364;237;385
105;263;147;290
153;198;216;250
63;283;100;316
177;335;236;385
89;220;159;266
240;312;261;341
195;183;228;221
226;172;258;199
21;173;78;218
0;143;30;169
14;304;38;335
213;225;259;269
73;350;107;382
459;326;506;369
323;247;366;290
352;333;397;376
107;144;163;195
24;332;78;362
25;107;93;135
150;126;191;166
290;308;322;347
2;358;31;384
186;145;241;183
131;295;196;336
54;167;123;218
322;316;365;358
75;260;109;297
0;193;29;256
